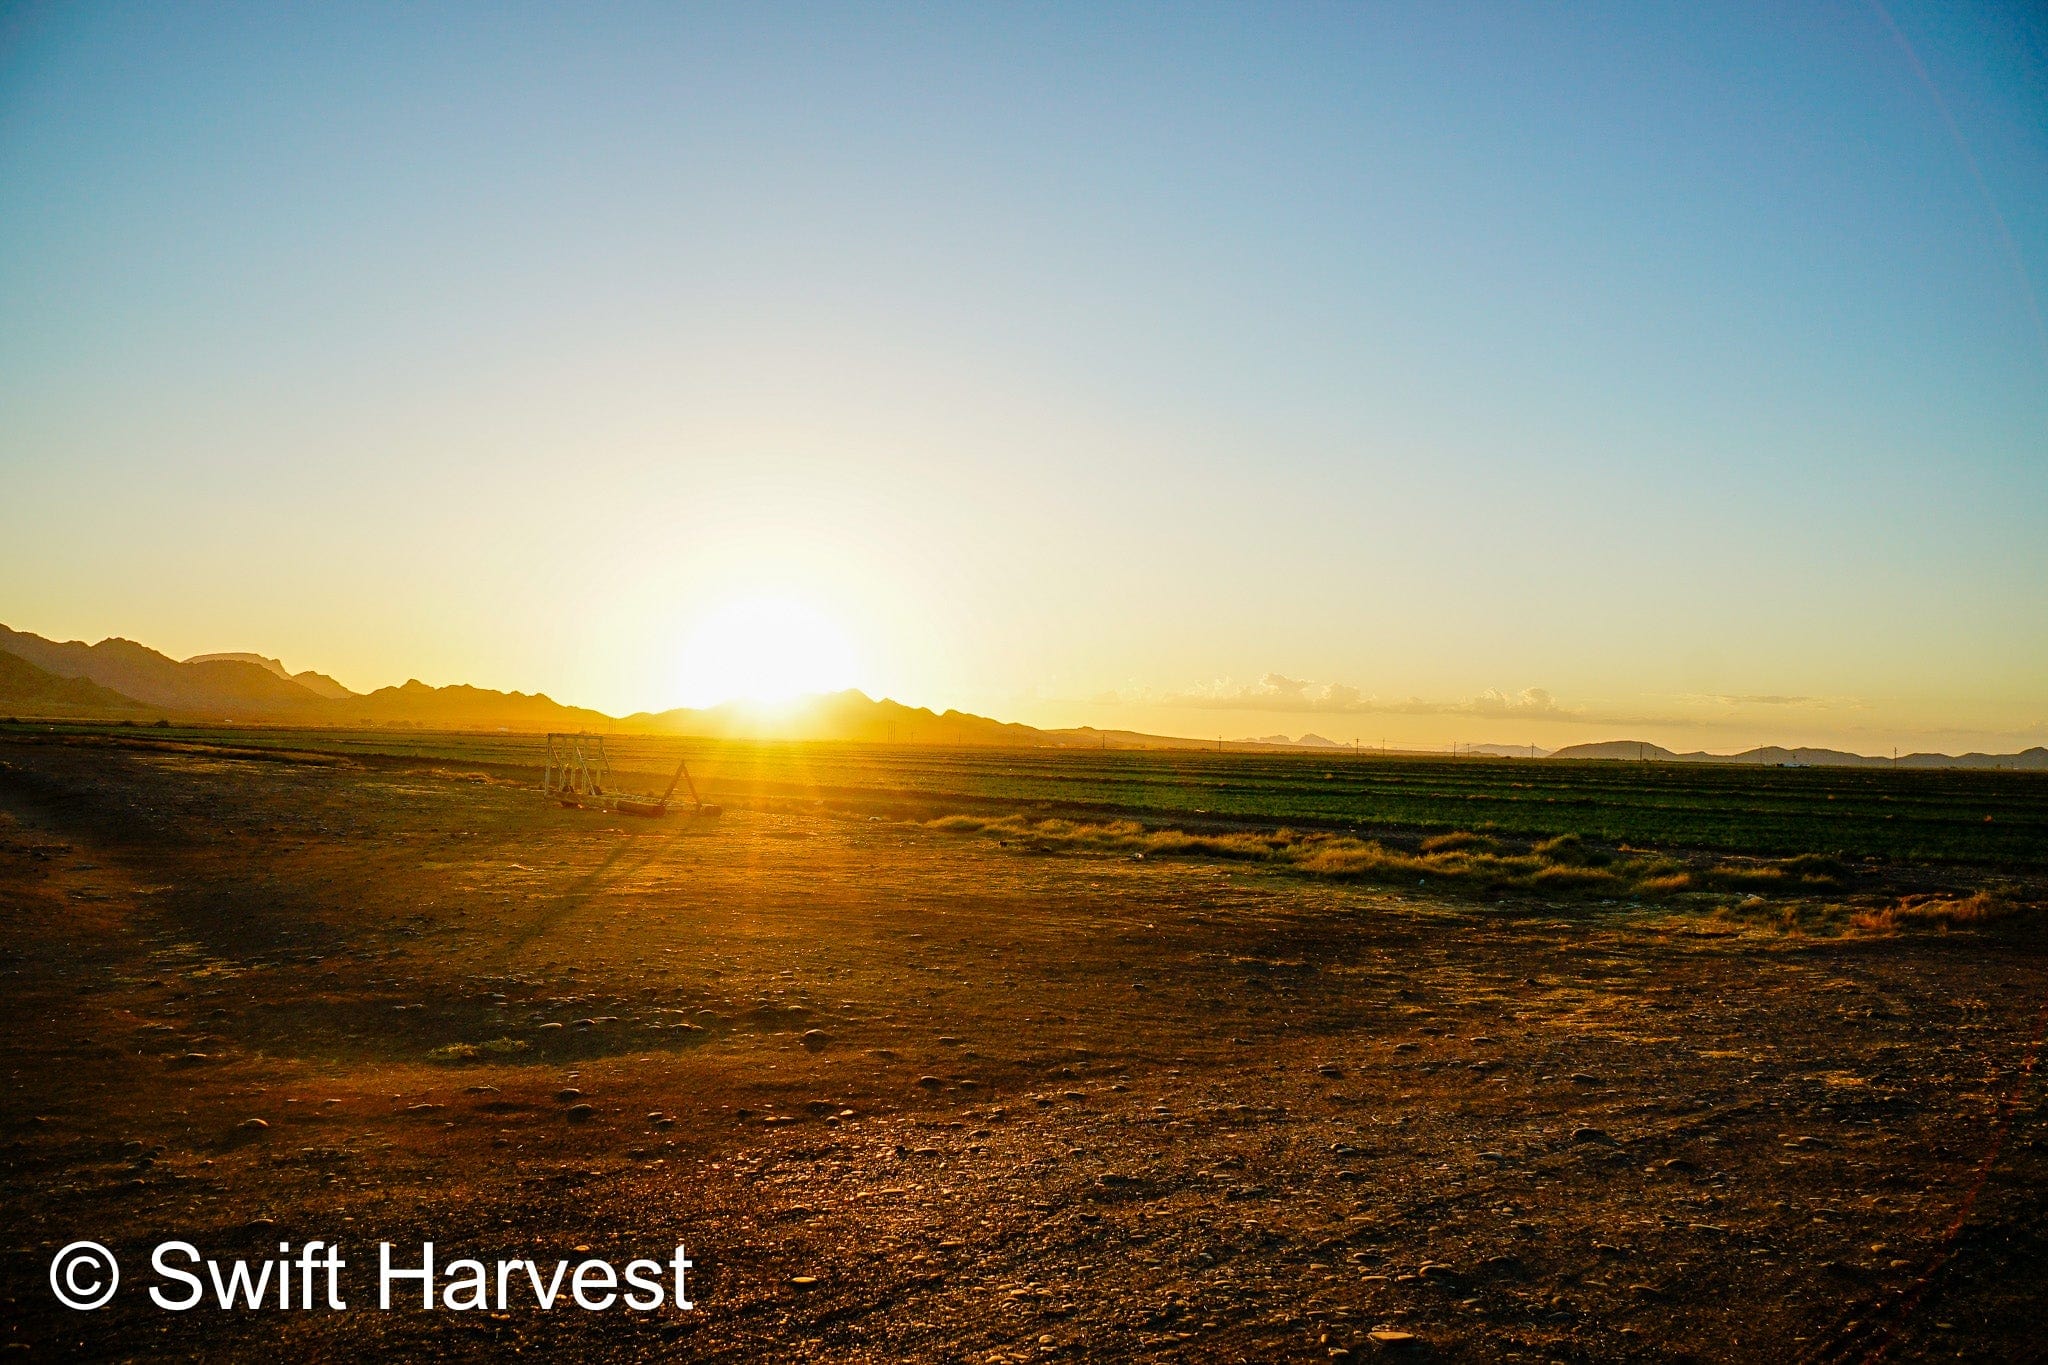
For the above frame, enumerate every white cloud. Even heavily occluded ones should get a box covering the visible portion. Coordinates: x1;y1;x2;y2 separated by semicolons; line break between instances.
1152;676;1576;718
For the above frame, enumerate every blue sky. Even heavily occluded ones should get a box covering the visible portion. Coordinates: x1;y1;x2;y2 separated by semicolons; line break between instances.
2;2;2044;750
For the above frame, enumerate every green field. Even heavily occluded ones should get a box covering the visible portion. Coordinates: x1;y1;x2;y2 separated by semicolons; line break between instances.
10;720;2046;868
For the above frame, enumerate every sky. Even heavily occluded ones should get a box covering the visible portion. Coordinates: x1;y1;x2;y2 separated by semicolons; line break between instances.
2;2;2045;754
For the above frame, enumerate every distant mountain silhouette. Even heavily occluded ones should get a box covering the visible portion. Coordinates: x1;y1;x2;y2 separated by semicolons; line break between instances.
1;626;332;717
627;691;1054;746
5;624;2044;766
1550;739;2048;770
187;652;356;700
1551;740;1691;762
0;650;150;717
339;679;615;731
1888;748;2048;770
0;624;1056;742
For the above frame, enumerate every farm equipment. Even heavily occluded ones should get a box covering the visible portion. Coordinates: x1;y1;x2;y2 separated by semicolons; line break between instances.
543;732;720;818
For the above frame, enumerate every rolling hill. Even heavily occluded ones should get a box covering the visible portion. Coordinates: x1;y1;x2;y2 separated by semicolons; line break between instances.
186;652;356;700
0;651;151;718
0;626;331;717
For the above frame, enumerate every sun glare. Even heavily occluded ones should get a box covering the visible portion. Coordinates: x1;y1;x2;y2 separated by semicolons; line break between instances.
673;596;859;709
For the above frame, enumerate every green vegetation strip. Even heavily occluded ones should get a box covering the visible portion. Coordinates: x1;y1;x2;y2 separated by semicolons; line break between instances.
14;722;2048;867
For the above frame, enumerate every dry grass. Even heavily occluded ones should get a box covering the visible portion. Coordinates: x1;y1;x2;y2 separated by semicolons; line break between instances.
925;815;1838;906
1851;889;2026;934
925;816;2035;931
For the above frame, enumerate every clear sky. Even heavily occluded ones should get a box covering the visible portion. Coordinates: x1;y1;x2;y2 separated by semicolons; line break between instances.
3;2;2044;754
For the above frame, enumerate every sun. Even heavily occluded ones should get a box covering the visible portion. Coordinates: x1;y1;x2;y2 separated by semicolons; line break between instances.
672;595;859;709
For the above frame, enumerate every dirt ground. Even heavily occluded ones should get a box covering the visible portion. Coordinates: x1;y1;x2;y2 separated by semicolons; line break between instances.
2;734;2044;1362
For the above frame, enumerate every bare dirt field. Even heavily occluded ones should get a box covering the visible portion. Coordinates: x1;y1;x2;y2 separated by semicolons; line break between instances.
2;732;2044;1362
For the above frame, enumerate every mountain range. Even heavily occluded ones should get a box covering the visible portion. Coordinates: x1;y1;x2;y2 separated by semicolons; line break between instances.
1550;739;2048;771
2;623;2043;768
0;623;1070;746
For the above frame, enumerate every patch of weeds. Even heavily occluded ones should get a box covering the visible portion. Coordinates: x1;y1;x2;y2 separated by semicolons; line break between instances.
933;817;1722;905
925;816;2031;922
1698;854;1845;895
428;1036;529;1063
1851;889;2028;934
1420;831;1499;855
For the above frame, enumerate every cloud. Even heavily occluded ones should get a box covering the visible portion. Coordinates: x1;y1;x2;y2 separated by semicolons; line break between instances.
1150;676;1576;718
1672;693;1869;711
1086;677;2043;747
1468;687;1567;717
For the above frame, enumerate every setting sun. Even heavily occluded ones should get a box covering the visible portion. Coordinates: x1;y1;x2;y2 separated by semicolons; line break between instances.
672;595;859;709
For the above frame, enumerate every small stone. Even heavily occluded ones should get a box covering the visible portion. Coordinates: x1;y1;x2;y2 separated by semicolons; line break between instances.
556;1088;583;1102
1367;1329;1418;1349
566;1103;595;1122
1571;1126;1617;1145
237;1118;269;1131
790;1275;818;1287
801;1029;831;1049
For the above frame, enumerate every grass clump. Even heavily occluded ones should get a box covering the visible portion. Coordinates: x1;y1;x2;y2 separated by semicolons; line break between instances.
923;815;2040;924
1420;831;1499;855
931;817;1696;902
1851;890;2025;934
428;1037;529;1063
923;814;2029;921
